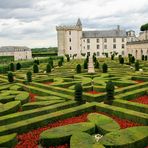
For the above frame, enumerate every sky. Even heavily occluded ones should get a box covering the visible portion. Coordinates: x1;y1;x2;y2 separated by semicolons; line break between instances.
0;0;148;48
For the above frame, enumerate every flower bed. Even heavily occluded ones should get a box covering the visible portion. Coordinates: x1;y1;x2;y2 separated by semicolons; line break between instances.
86;91;103;95
43;82;53;85
130;95;148;105
134;80;144;83
29;93;37;102
15;112;142;148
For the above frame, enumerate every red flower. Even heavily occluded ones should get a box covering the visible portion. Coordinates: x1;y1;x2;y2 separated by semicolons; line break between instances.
29;93;37;102
43;82;53;85
86;91;103;95
130;95;148;105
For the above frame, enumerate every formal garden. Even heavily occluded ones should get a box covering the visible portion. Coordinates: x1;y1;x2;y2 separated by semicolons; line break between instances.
0;54;148;148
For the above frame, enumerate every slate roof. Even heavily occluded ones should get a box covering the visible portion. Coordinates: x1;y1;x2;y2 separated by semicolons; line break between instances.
0;46;31;52
82;29;127;38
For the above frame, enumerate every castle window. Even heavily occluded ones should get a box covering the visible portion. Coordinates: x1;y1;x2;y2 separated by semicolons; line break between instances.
96;39;99;43
104;38;107;42
122;44;125;49
113;38;116;42
70;46;72;50
69;38;71;42
97;52;100;56
83;40;85;42
87;39;90;43
69;31;71;35
104;45;107;49
113;44;116;49
87;45;90;50
122;38;124;42
97;45;100;49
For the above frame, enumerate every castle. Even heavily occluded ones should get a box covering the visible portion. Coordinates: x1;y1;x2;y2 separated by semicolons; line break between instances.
56;19;128;58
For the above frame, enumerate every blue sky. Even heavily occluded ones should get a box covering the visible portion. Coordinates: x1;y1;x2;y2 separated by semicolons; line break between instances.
0;0;148;48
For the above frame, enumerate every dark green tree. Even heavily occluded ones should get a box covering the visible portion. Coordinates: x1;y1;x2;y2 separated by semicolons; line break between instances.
34;59;40;65
8;72;14;83
131;56;135;63
140;23;148;31
9;63;15;71
135;61;140;71
46;63;51;73
120;57;124;64
102;63;108;73
95;60;100;68
105;80;115;104
75;83;83;103
16;63;21;70
26;71;32;82
111;54;114;60
83;59;88;69
33;63;39;73
76;64;81;73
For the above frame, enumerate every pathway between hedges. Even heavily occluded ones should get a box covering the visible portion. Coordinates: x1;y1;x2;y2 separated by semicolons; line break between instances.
88;57;95;73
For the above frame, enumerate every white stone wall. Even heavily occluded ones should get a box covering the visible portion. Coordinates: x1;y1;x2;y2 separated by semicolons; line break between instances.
14;51;32;60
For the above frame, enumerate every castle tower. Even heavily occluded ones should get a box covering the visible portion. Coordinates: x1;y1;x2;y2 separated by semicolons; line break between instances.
56;19;82;58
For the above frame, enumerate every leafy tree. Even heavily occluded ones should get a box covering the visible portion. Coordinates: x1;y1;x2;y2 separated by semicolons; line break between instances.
75;83;83;103
120;57;124;64
46;63;51;73
16;63;21;70
140;23;148;31
76;64;81;73
95;60;99;68
33;64;39;73
105;80;115;104
135;61;140;71
26;71;32;82
102;63;108;73
83;59;88;69
8;72;14;83
9;63;15;71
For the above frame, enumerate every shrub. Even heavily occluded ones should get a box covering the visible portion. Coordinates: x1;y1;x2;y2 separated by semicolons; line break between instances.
145;55;147;61
33;64;39;73
8;72;14;83
67;56;70;62
111;54;114;60
95;60;99;68
75;83;83;102
16;63;21;70
131;56;135;63
46;63;51;73
48;58;53;68
102;63;108;73
83;60;88;69
76;64;81;73
60;56;64;63
142;55;145;61
135;61;140;71
120;57;124;64
58;60;63;67
34;59;40;65
26;71;32;82
105;80;115;104
9;63;15;71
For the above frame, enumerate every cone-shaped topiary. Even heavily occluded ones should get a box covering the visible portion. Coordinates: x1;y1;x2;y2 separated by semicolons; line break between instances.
135;61;140;71
83;59;88;69
76;64;81;73
8;72;14;83
105;80;115;104
46;63;51;73
16;63;21;70
33;63;39;73
26;71;32;82
9;63;15;71
102;63;108;73
75;83;83;103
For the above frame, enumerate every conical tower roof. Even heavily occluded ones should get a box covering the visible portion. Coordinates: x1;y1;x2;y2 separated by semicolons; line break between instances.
76;18;82;27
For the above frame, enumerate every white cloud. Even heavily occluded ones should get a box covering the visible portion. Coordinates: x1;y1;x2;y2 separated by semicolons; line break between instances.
0;0;148;47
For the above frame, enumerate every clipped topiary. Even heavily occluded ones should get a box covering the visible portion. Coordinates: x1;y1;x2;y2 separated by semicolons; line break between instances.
58;60;63;67
8;72;14;83
76;64;81;73
26;71;32;82
16;63;21;70
33;63;39;73
48;58;53;68
9;63;15;71
102;63;108;73
120;57;124;64
135;61;140;71
34;59;40;65
46;63;51;73
131;56;135;63
83;59;88;69
95;60;100;68
111;54;114;60
75;83;83;103
105;80;115;104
